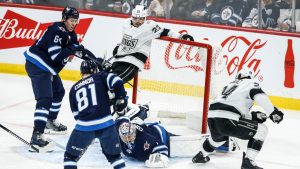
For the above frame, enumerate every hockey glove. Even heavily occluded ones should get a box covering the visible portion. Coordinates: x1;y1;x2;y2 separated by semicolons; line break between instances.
68;44;86;58
180;34;194;41
113;96;128;116
95;57;105;71
251;111;267;123
113;45;120;56
145;153;169;168
269;107;284;124
94;58;112;72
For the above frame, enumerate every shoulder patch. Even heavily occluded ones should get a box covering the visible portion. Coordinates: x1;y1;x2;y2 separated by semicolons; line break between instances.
58;26;66;32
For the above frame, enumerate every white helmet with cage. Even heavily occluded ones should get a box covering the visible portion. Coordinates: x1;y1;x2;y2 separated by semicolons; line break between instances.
118;122;137;144
236;66;254;80
131;5;148;18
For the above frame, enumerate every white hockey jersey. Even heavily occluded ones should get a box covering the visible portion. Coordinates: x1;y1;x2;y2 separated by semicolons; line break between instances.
208;78;274;121
113;18;180;69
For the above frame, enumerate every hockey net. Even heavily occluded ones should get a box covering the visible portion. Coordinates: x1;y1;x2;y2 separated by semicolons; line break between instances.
129;37;229;134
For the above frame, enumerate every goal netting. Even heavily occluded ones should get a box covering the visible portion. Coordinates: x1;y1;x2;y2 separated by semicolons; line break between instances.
129;37;230;134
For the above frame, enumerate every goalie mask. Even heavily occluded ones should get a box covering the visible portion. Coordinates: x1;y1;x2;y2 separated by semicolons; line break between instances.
236;66;254;80
119;122;137;144
131;5;147;27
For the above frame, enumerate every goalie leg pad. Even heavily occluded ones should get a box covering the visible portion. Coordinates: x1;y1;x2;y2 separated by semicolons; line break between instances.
169;134;209;157
145;153;169;168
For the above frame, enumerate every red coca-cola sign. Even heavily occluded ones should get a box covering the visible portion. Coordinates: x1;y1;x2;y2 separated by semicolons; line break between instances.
0;10;93;49
221;36;266;77
162;36;266;79
164;41;204;72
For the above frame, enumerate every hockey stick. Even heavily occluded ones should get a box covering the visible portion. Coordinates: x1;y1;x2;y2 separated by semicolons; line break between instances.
0;124;66;152
52;139;66;151
0;124;39;152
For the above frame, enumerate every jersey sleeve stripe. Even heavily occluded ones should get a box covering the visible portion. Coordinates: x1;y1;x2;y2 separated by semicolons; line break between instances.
24;50;57;75
209;102;242;116
50;52;60;60
153;124;169;145
152;145;168;152
106;73;114;90
249;88;265;100
107;73;122;90
72;111;79;117
48;45;61;53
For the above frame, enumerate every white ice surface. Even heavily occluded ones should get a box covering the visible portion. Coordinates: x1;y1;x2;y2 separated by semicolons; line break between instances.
0;73;300;169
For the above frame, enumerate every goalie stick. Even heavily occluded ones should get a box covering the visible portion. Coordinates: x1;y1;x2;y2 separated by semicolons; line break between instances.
0;124;66;152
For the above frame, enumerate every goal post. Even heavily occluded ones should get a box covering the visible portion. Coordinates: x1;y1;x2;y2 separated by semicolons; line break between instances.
130;36;226;134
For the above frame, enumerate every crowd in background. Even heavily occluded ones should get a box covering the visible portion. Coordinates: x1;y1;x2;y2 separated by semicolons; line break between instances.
1;0;300;32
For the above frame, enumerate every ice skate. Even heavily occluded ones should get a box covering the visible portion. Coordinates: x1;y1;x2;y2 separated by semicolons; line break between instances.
192;151;210;163
241;152;263;169
44;119;67;135
29;130;55;153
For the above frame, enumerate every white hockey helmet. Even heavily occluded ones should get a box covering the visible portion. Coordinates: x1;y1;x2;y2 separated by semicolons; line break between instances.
131;5;148;18
236;66;254;80
118;122;137;144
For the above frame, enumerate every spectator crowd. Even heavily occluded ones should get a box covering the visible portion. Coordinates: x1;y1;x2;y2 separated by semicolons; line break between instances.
1;0;299;32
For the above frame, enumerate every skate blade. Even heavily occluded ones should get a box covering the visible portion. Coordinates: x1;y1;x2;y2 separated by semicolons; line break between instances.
28;141;55;153
44;129;67;135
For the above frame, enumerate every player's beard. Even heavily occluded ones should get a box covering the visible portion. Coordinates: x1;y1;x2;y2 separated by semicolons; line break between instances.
133;22;141;27
133;20;145;28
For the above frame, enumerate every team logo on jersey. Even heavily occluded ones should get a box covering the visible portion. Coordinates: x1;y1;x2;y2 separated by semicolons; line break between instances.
121;34;138;51
220;6;234;23
126;149;132;154
58;26;66;32
144;141;150;151
0;10;93;49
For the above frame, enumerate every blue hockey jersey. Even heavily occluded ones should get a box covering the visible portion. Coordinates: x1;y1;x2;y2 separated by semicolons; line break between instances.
116;116;169;161
24;22;78;75
69;71;126;131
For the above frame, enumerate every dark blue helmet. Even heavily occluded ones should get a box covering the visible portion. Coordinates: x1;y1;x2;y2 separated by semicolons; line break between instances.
62;7;79;20
80;60;98;74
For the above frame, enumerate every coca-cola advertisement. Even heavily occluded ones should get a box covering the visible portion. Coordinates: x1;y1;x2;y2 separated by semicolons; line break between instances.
0;5;299;110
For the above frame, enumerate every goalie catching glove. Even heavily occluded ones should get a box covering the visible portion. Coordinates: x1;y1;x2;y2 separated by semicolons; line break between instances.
113;96;128;116
251;111;267;123
145;153;169;168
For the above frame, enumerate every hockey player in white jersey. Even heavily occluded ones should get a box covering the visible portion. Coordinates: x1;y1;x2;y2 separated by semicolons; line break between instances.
108;5;194;83
192;66;284;169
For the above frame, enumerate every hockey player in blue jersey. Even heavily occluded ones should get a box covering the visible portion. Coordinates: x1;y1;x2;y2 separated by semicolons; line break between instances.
115;110;171;168
24;7;92;152
65;60;128;169
114;105;239;168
